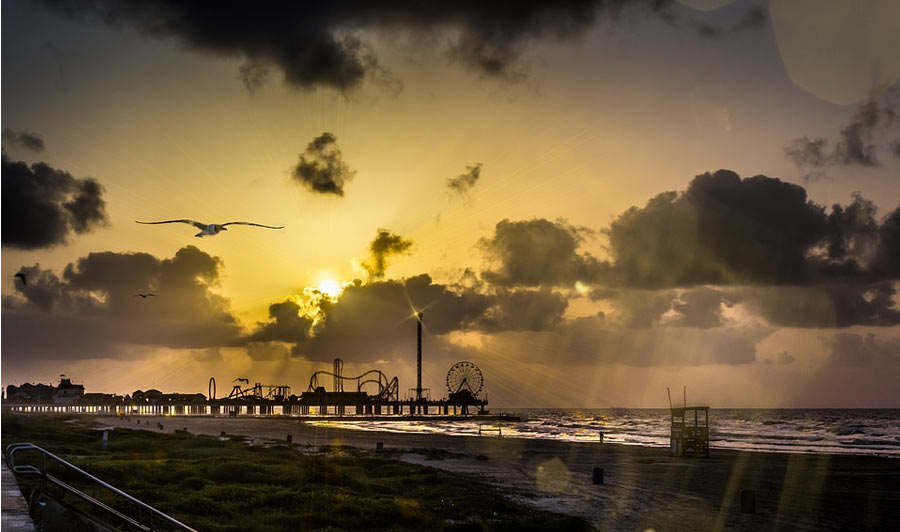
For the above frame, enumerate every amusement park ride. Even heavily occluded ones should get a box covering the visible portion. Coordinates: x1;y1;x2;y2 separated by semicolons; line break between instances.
191;312;492;418
209;377;291;402
200;356;485;418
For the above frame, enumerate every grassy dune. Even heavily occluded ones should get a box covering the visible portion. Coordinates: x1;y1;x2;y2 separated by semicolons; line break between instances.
2;414;594;532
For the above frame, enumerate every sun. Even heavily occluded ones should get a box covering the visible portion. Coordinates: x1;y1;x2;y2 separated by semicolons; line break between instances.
318;279;342;298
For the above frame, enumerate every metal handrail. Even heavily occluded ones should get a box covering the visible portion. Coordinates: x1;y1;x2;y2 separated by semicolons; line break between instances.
5;442;197;532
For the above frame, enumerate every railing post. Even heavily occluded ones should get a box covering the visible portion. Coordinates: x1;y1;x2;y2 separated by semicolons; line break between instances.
40;451;46;493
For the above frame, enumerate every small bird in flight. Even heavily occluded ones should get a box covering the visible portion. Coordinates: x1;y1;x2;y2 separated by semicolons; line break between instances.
14;272;26;286
134;293;155;299
135;219;284;237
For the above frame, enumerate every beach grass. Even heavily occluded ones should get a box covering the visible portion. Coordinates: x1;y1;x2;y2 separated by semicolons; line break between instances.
2;414;594;532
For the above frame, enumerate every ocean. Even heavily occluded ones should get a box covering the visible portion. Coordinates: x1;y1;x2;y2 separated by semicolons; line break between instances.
315;408;900;458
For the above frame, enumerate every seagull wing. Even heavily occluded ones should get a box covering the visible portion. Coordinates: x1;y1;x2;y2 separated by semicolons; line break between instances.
136;219;206;230
221;222;284;230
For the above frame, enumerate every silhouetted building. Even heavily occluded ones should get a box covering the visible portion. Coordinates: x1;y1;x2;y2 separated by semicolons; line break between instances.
5;382;56;403
79;393;125;405
5;377;85;404
54;377;85;404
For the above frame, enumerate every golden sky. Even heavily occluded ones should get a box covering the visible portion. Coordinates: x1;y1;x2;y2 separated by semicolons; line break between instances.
3;0;899;406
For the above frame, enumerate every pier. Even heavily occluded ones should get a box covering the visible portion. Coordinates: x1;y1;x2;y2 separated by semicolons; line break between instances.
3;313;501;420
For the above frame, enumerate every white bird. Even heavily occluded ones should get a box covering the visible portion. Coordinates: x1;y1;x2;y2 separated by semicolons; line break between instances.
135;219;284;237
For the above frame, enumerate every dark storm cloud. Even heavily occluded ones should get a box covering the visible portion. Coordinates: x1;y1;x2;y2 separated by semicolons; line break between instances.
817;200;900;283
38;0;673;92
482;315;767;366
10;264;68;312
473;289;568;332
248;274;567;361
245;342;292;361
666;288;731;328
472;171;899;329
290;132;355;196
2;246;242;360
745;283;900;328
825;333;900;367
447;163;482;195
607;170;825;286
363;229;413;279
605;169;900;288
891;140;900;159
2;153;109;249
247;299;313;349
2;128;45;152
596;172;900;327
593;289;676;328
819;193;879;271
290;274;489;361
481;218;609;287
594;283;900;330
785;97;899;176
591;287;733;329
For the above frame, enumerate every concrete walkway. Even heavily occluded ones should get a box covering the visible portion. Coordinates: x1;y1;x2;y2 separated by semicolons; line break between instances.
1;457;37;532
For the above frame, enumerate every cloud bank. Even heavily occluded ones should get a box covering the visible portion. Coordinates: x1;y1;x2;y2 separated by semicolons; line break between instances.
39;0;672;92
2;246;242;360
2;152;108;249
606;169;900;287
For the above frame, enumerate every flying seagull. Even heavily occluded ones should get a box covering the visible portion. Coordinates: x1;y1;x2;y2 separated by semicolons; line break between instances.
14;272;26;286
135;219;284;237
134;293;155;299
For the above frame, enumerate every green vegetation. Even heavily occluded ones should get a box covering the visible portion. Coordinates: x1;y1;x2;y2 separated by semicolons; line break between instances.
2;415;594;532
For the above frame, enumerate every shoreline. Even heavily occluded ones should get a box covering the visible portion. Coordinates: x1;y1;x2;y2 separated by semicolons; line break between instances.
94;415;899;531
48;409;894;459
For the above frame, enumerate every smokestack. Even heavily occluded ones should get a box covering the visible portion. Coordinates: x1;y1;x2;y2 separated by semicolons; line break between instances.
416;312;423;401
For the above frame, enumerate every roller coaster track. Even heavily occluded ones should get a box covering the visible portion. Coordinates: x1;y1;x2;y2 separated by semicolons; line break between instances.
222;380;291;400
308;369;399;402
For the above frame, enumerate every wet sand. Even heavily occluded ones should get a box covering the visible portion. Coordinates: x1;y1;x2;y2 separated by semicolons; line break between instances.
101;416;900;532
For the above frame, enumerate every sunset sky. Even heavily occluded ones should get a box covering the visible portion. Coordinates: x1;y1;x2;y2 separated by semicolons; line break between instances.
3;0;899;407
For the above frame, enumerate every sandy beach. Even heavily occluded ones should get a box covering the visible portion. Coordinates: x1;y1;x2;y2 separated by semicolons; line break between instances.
99;416;900;532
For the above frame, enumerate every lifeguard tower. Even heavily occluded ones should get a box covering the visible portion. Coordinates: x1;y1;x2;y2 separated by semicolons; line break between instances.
668;387;709;456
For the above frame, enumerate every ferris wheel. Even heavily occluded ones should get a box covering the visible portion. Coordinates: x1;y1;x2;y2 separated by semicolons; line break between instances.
446;361;484;398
